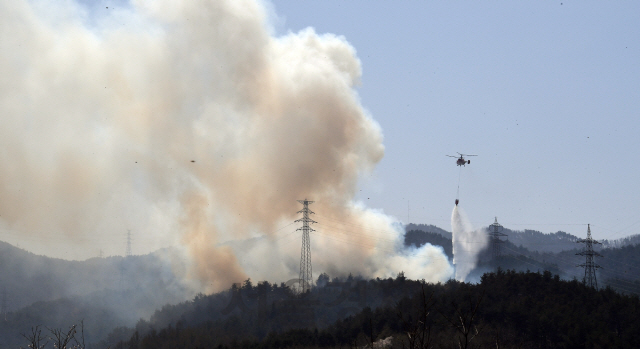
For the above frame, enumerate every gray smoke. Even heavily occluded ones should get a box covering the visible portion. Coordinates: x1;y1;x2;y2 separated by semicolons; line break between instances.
0;0;453;293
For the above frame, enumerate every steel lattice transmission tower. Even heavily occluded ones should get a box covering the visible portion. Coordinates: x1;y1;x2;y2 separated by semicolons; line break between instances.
120;230;133;290
296;199;316;293
125;230;132;257
488;217;508;259
576;224;602;289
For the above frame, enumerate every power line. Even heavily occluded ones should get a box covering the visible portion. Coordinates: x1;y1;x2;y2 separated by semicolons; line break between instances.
499;230;640;292
313;214;401;237
272;229;300;243
493;246;640;294
592;220;640;240
508;244;640;288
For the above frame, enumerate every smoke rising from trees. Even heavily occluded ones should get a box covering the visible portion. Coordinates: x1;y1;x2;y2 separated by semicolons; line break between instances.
0;0;453;292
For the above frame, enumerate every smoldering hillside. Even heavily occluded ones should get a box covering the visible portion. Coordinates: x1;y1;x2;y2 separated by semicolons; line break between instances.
0;241;191;348
0;0;453;293
0;242;189;310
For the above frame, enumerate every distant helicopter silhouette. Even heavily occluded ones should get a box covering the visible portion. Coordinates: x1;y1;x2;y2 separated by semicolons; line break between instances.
446;152;477;167
447;152;477;206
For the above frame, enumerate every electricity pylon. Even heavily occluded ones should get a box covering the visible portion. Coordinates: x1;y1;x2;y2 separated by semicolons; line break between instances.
296;200;316;293
576;224;602;289
488;217;507;259
125;230;132;257
120;230;132;291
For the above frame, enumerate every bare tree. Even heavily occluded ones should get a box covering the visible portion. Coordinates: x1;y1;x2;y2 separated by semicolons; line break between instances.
439;291;485;349
73;320;86;349
48;324;77;349
398;285;434;349
21;325;48;349
21;321;100;349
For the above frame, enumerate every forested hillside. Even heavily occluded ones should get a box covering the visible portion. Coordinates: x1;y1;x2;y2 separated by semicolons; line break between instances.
0;242;189;310
98;274;425;348
107;270;640;349
405;224;451;239
405;227;640;293
0;243;191;349
3;222;640;348
406;224;580;253
404;230;452;259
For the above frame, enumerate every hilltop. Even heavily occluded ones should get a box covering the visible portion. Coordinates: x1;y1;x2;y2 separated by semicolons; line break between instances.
0;242;191;348
105;270;640;348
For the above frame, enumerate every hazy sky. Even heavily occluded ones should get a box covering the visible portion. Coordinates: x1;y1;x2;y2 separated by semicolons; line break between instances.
269;1;640;241
1;1;639;263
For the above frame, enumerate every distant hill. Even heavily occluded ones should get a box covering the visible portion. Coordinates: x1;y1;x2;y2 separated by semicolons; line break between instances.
406;222;640;252
404;229;452;259
602;233;640;248
0;241;189;310
500;228;579;253
0;241;192;349
403;224;640;293
405;223;583;253
521;244;640;295
405;223;451;238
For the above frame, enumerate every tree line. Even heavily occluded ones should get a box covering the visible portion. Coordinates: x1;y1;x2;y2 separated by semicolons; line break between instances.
98;270;640;349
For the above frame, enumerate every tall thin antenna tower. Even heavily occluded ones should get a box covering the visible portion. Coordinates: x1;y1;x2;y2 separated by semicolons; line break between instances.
488;217;507;259
296;199;316;293
1;287;7;319
576;224;602;289
125;230;132;257
121;230;132;291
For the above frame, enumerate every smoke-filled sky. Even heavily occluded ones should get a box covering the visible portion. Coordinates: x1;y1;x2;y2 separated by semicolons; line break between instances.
1;0;457;291
270;1;640;242
0;0;638;290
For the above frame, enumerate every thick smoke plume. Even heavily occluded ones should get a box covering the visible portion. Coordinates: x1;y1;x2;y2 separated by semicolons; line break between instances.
451;206;488;281
0;0;453;292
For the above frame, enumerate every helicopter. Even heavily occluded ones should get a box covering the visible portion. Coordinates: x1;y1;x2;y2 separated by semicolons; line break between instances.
447;152;477;166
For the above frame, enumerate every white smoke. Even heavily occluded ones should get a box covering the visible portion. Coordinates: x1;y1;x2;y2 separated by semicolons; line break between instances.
0;0;453;292
451;205;488;281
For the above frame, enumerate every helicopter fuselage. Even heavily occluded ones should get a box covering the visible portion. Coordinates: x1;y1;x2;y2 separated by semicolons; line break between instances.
456;157;471;166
